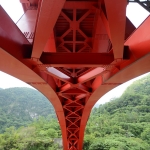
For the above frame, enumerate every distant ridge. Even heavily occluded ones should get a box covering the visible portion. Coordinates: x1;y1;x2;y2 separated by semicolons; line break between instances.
0;87;55;133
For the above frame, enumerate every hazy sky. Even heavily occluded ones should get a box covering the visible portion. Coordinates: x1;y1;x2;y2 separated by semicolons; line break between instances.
0;1;150;104
0;0;24;22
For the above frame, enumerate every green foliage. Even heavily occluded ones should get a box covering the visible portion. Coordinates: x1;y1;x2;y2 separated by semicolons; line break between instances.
0;87;56;133
88;136;149;150
1;74;150;149
84;74;150;149
0;117;61;150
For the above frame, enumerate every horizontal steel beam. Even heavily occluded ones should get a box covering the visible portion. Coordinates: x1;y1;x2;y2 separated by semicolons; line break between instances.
40;53;114;67
63;1;97;9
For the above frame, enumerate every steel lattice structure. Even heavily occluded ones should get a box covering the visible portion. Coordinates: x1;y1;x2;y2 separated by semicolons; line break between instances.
0;0;150;149
128;0;150;12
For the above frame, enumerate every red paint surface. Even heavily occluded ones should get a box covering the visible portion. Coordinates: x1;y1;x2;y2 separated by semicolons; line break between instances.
1;1;150;149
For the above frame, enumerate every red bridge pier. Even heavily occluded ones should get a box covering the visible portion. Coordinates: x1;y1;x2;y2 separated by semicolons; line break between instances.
0;0;150;149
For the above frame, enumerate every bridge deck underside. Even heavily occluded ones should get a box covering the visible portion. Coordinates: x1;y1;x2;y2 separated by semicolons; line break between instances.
0;0;150;149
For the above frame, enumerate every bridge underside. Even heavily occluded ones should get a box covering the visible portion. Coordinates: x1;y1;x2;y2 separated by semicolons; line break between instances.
0;0;150;149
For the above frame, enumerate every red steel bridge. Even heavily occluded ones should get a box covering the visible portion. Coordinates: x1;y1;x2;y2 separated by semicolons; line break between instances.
0;0;150;149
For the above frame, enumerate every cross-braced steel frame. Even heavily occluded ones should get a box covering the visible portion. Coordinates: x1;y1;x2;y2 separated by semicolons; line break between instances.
0;0;150;149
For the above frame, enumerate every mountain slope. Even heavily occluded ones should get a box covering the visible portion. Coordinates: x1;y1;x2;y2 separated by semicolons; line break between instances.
84;74;150;149
0;87;55;133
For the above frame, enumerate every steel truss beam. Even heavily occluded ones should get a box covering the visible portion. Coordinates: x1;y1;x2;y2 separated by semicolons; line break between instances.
128;0;150;12
32;0;65;58
40;53;114;67
1;0;150;150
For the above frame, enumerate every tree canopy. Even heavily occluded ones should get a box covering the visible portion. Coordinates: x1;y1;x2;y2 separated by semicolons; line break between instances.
0;74;150;149
0;87;55;133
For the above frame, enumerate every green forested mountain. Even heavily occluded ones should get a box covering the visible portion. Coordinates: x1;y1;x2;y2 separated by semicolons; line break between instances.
0;87;55;133
0;74;150;149
84;74;150;149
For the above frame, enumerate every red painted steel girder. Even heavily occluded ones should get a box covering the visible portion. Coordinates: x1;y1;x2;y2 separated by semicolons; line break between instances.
40;53;114;67
1;1;150;149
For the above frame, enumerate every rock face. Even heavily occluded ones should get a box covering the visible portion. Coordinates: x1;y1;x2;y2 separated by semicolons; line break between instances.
54;138;63;149
0;87;56;133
